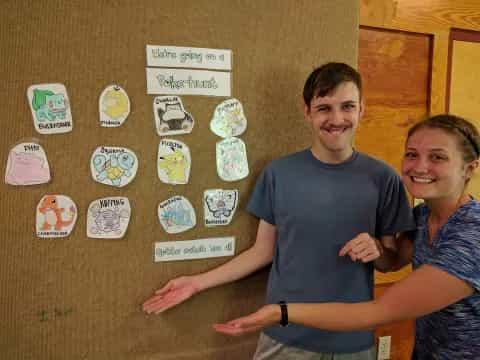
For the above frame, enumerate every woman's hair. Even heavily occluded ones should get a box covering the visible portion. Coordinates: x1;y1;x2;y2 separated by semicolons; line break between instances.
407;114;480;163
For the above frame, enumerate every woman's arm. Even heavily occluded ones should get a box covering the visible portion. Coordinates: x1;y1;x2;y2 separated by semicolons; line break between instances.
214;264;474;334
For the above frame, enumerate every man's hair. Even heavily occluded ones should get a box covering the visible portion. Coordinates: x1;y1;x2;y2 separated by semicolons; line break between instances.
303;62;362;107
407;114;480;163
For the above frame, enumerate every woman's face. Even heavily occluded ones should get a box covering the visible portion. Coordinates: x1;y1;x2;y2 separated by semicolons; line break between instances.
401;127;471;202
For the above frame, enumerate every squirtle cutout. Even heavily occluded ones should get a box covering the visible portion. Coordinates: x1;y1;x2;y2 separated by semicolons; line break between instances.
90;146;138;187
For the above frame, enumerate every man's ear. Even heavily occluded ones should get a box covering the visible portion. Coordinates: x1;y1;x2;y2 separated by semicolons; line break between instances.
303;103;311;123
359;99;365;119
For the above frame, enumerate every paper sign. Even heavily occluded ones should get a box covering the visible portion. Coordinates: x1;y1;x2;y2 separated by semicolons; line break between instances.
146;45;232;70
36;194;77;238
216;137;249;181
153;96;194;136
5;142;50;185
158;139;191;185
87;197;131;239
146;68;231;97
154;237;235;262
99;85;130;127
204;189;238;226
210;98;247;138
158;195;196;234
91;146;138;187
27;83;73;134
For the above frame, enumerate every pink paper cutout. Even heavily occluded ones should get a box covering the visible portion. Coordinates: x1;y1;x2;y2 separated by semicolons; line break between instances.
5;151;50;185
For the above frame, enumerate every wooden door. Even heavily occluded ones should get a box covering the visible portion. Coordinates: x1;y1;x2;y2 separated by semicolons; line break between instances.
358;26;432;360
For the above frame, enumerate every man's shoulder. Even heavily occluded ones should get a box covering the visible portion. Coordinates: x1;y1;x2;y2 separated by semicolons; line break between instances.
267;149;310;170
355;151;398;176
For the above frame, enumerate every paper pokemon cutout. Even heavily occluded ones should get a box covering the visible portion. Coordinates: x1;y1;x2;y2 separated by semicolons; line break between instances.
90;146;138;187
158;195;196;234
27;83;73;134
204;189;238;226
153;96;194;136
210;98;247;138
36;194;77;238
216;137;249;181
87;197;131;239
5;142;50;185
99;85;130;127
157;139;191;185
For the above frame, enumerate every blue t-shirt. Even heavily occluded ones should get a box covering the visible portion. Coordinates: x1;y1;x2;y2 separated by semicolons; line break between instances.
412;200;480;360
248;149;415;353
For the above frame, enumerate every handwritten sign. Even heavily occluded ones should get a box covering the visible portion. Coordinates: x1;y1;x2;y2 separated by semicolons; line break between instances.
146;68;231;97
154;236;235;262
146;45;232;70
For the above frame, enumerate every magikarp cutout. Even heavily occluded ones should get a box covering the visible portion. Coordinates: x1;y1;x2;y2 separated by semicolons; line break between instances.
36;194;77;238
87;197;131;239
157;139;191;185
153;96;194;136
210;98;247;138
5;142;50;185
99;85;130;127
216;137;249;181
27;83;73;134
204;189;238;227
90;146;138;187
158;195;196;234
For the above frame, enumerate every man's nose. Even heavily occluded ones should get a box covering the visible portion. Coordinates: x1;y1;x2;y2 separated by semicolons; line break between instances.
330;108;343;123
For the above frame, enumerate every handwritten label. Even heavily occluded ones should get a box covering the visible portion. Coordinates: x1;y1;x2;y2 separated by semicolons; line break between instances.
146;45;232;70
154;237;235;262
146;68;231;97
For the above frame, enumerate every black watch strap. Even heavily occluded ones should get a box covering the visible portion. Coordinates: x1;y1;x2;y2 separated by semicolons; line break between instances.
278;301;288;327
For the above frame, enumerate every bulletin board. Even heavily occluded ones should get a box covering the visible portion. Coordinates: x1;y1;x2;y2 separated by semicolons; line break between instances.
0;1;359;359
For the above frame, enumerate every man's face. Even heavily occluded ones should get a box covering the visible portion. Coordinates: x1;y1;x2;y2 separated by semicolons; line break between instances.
304;81;363;160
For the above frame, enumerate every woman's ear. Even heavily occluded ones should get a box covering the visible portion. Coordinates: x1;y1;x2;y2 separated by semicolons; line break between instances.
465;159;480;180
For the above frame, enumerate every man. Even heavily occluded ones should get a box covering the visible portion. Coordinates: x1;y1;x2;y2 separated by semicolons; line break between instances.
143;62;415;359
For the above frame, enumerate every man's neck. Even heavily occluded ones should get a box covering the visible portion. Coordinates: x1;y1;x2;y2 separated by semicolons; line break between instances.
310;145;354;164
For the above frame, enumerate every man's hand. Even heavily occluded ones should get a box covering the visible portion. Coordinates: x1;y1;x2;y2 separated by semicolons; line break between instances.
213;304;280;336
142;276;200;314
339;232;383;263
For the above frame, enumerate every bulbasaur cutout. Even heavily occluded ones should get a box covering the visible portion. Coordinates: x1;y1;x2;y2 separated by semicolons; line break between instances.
27;83;73;134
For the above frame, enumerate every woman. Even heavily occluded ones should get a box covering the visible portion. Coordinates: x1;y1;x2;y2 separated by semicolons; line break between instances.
214;114;480;359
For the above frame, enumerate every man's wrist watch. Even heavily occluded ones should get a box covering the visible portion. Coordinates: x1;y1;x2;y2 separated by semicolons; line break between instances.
278;301;289;327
